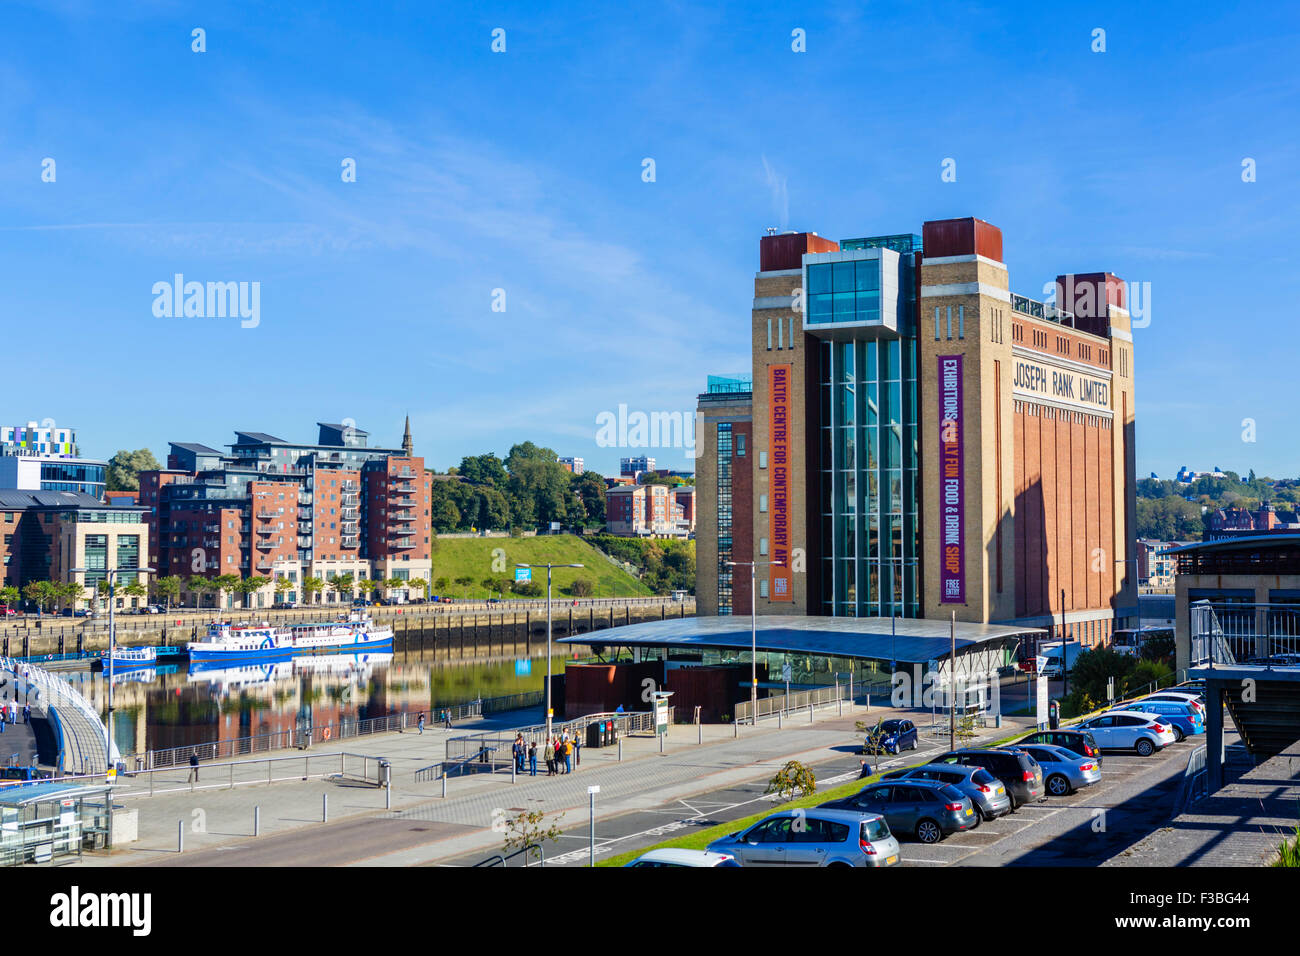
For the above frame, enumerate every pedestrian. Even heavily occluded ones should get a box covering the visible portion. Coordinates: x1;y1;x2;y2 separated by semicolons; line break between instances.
512;734;524;773
0;708;6;734
528;740;538;776
574;735;581;768
187;750;199;783
544;738;556;776
417;711;425;735
859;760;873;779
443;708;452;729
5;698;13;724
563;737;573;775
22;702;30;724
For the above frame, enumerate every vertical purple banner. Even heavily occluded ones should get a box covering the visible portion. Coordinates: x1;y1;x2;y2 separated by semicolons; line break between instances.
938;355;965;604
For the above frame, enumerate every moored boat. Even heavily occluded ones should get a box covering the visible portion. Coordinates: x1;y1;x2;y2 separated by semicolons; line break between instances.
101;646;159;671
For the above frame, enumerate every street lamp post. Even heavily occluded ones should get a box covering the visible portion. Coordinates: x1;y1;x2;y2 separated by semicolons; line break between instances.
726;560;782;726
70;565;155;778
517;562;583;744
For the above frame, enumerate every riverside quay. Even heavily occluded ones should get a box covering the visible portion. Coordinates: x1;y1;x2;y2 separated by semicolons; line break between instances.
696;217;1139;652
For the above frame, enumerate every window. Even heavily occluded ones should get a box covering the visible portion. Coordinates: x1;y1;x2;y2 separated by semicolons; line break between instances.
759;452;767;469
759;537;768;556
759;494;768;512
759;581;769;598
736;434;746;457
766;318;772;350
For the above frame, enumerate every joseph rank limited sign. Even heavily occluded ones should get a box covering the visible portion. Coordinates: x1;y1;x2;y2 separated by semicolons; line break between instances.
1011;350;1112;414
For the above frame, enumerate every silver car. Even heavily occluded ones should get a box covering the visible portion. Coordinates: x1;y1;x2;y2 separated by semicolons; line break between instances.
1004;743;1101;795
706;808;901;867
884;764;1012;821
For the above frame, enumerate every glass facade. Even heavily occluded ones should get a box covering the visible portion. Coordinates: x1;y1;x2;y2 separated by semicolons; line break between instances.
717;423;734;615
39;461;106;497
811;247;920;619
806;258;881;326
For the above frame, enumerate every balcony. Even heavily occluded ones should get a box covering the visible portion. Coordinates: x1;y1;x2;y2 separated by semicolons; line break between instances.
256;511;276;521
387;537;415;550
341;507;359;519
204;523;220;533
340;494;359;506
298;493;312;506
1010;292;1076;325
255;539;274;550
341;535;360;547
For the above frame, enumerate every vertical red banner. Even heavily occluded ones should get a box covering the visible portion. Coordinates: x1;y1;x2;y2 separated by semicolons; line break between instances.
938;355;965;604
769;364;793;601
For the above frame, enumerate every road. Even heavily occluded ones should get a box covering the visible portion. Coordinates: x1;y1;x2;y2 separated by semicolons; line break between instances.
437;727;1222;867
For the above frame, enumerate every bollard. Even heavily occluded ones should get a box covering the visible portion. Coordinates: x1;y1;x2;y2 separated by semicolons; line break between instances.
734;720;738;738
809;703;814;724
618;737;623;761
442;773;447;799
323;793;328;823
698;722;703;745
178;820;184;854
254;806;260;837
777;710;782;729
658;732;664;753
512;761;516;785
386;782;392;810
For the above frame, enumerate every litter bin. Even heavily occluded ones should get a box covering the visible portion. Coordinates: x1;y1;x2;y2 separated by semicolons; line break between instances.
607;720;618;746
586;723;602;749
378;759;391;789
602;720;613;746
1048;700;1060;730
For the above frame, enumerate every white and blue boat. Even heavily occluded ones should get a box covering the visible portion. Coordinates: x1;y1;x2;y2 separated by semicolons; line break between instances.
101;646;159;671
186;613;392;664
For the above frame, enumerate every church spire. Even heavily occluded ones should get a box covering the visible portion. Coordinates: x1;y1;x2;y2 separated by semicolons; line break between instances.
401;414;413;456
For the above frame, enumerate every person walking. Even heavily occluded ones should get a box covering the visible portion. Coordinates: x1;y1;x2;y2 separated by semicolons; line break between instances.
574;734;581;768
443;708;453;730
22;702;30;724
0;708;6;734
528;740;538;777
187;750;199;783
544;738;556;776
563;736;573;775
512;734;523;774
5;698;14;724
417;711;425;735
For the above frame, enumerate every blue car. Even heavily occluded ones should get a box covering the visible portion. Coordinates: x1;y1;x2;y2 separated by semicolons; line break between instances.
863;718;919;755
1124;700;1204;741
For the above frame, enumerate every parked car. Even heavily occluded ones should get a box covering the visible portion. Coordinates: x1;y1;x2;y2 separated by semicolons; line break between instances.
1013;729;1104;767
929;748;1046;809
1077;711;1176;755
624;848;741;867
1138;691;1205;715
820;780;975;844
706;808;901;865
882;763;1012;821
862;718;919;755
1121;700;1204;741
1002;743;1100;795
0;605;18;617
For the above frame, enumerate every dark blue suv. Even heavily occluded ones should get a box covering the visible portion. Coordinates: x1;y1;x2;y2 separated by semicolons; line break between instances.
863;718;919;755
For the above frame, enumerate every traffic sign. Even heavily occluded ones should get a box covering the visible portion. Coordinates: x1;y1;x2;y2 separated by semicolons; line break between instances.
515;567;532;582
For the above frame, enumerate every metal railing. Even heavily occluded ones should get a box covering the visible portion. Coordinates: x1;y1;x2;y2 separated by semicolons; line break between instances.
474;843;545;867
442;710;662;775
1;657;111;772
134;712;409;769
734;682;857;724
107;750;385;798
1190;600;1300;669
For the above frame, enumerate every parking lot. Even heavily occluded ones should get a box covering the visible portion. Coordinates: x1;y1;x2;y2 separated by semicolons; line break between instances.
439;713;1223;867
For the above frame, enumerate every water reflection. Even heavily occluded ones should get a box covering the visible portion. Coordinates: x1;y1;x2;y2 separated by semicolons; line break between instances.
64;650;552;758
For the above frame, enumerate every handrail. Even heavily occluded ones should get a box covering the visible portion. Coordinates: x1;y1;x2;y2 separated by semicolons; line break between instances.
473;843;544;867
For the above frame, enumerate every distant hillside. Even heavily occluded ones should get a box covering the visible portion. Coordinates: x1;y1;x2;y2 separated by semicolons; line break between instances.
429;535;652;599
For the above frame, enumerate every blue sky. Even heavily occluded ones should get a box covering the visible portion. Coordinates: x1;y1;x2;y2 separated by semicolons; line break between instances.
3;1;1297;479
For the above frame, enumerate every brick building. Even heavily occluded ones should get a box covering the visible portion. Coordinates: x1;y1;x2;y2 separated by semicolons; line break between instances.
139;422;432;608
696;218;1139;645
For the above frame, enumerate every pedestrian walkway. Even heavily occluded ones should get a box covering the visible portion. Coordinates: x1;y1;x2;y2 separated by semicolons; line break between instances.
1106;738;1300;867
73;704;1038;867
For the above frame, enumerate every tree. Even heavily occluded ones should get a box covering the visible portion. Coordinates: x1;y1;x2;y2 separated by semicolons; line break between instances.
454;575;474;598
0;585;19;609
329;574;355;603
105;448;162;492
434;576;449;593
239;576;270;609
569;578;594;598
274;577;294;604
501;807;566;862
357;578;377;602
187;574;212;609
61;580;86;613
153;575;182;612
302;576;325;605
766;760;817;802
408;577;428;601
458;453;508;487
24;580;59;613
121;579;148;608
212;574;241;610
